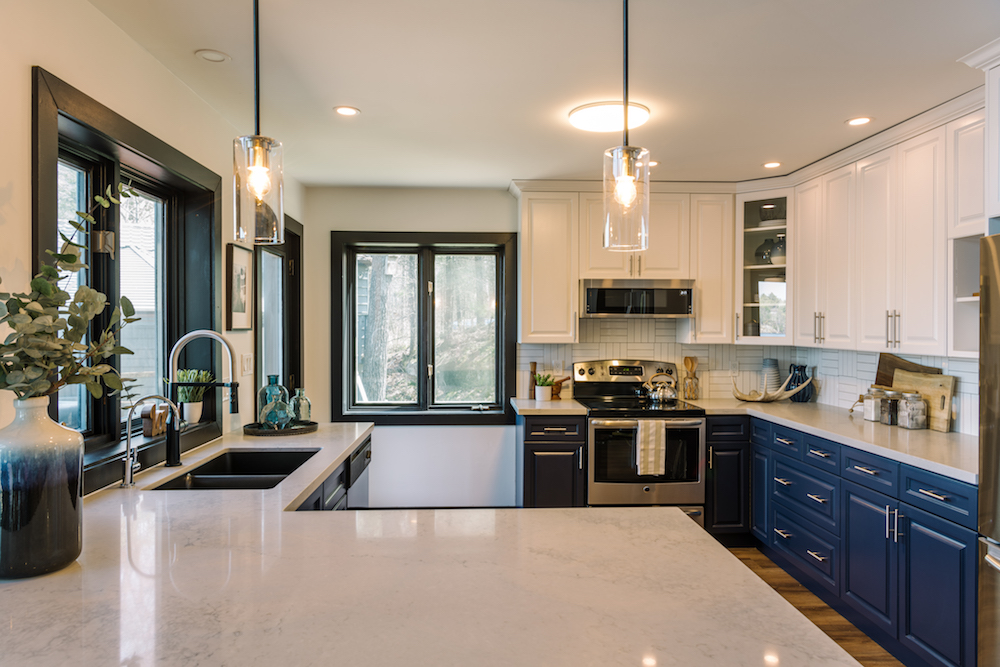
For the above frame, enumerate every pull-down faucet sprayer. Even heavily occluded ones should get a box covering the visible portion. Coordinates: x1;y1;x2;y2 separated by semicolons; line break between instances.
164;329;240;467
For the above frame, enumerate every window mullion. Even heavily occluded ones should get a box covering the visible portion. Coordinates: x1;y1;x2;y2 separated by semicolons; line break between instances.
419;247;433;410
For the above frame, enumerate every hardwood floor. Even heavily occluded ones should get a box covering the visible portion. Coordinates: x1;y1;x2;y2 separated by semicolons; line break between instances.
730;547;903;667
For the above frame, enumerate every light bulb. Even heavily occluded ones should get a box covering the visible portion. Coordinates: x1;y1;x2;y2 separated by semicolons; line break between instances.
615;175;637;208
247;165;271;200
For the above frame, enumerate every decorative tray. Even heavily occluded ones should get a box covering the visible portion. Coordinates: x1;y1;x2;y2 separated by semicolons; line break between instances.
243;421;319;436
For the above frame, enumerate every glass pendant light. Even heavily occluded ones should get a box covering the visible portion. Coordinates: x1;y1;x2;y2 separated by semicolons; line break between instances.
603;0;649;252
234;0;284;246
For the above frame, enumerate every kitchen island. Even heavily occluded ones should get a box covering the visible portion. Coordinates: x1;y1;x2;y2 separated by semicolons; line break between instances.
0;424;861;666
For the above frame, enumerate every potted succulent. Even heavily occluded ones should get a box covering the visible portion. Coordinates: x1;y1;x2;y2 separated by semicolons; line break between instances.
0;183;139;578
175;369;213;424
534;373;554;402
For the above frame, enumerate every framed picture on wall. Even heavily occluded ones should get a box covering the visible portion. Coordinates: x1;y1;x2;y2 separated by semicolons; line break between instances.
227;243;253;330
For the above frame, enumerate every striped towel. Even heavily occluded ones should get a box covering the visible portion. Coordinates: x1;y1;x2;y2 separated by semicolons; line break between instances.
636;420;666;476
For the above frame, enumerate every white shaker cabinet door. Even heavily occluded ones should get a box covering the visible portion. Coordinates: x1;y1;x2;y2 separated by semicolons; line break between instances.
793;177;822;347
895;127;947;356
638;193;691;279
519;192;579;343
578;192;631;279
855;148;897;352
820;164;857;349
946;109;986;239
678;194;733;344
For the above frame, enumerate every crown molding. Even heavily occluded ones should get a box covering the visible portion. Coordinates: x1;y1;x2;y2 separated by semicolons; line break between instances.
960;37;1000;71
509;180;736;197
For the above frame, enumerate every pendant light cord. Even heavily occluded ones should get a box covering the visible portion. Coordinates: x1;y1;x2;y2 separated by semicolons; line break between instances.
622;0;629;148
253;0;261;136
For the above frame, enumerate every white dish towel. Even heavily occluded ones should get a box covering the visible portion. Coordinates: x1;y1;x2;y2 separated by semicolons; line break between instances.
636;420;666;476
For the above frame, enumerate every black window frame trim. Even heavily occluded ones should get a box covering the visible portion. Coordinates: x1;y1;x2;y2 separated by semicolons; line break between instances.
33;67;224;493
331;231;516;426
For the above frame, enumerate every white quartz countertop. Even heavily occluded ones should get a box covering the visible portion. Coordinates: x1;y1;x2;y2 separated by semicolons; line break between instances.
2;453;861;666
510;396;588;415
688;399;979;484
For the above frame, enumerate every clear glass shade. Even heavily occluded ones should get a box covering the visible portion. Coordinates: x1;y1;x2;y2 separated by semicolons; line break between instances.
234;135;284;245
603;145;650;251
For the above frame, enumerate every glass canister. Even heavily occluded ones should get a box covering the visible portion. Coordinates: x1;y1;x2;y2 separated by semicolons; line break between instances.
863;388;884;422
291;387;312;422
898;392;928;430
880;390;901;426
257;375;291;428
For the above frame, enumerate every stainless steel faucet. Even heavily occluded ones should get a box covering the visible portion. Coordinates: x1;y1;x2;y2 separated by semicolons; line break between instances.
165;329;240;466
121;395;180;487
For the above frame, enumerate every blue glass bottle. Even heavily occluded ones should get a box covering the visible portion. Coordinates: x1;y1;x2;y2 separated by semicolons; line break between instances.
257;375;291;429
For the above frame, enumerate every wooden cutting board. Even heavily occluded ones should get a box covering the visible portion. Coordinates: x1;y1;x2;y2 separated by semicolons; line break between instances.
874;353;941;389
891;369;956;433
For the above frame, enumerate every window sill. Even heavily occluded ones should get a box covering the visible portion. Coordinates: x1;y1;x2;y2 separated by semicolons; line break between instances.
337;408;514;426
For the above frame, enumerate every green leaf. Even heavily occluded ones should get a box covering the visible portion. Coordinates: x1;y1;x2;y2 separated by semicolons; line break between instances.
110;345;134;356
102;374;123;391
108;306;120;325
39;265;59;279
86;381;103;399
75;211;96;224
120;295;135;318
68;220;86;232
105;184;113;199
94;195;110;209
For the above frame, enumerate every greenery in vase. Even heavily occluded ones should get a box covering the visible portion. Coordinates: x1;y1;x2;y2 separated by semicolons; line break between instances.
0;184;139;401
175;369;214;403
533;373;554;387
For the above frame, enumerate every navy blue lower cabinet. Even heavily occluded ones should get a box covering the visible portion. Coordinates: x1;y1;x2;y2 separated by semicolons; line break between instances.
842;481;898;637
751;445;771;542
898;503;977;667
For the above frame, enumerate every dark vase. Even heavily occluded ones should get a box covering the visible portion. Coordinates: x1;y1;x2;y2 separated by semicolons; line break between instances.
0;397;84;578
754;239;775;265
787;364;813;403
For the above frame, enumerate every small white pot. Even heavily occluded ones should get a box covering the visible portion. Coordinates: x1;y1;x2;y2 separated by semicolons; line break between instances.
183;401;203;424
535;385;552;402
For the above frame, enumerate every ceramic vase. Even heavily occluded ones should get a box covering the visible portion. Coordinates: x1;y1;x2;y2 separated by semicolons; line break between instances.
535;385;552;401
291;388;312;423
183;401;203;424
0;397;84;578
787;364;813;403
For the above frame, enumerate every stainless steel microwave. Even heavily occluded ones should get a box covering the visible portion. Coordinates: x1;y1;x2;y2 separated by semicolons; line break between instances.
580;279;694;318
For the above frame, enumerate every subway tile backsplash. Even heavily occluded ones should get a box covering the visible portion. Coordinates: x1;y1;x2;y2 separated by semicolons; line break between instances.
516;319;979;435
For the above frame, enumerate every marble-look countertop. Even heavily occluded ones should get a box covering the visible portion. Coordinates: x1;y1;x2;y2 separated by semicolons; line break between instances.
510;396;588;415
1;449;861;666
689;399;979;485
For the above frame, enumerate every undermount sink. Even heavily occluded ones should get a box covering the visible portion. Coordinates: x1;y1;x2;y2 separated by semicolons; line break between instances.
151;449;319;490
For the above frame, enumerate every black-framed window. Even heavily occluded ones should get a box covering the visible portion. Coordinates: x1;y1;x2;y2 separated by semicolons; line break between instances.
33;67;223;493
332;232;516;425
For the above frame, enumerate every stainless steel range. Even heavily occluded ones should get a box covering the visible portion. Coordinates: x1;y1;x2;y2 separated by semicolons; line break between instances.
573;359;707;506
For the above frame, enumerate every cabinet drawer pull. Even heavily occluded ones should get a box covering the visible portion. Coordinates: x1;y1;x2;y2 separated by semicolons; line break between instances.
775;437;794;446
807;493;827;505
853;465;879;476
543;427;568;432
773;477;792;487
578;446;583;471
808;449;831;459
535;451;573;456
885;504;891;539
806;550;827;563
917;488;949;502
773;529;792;539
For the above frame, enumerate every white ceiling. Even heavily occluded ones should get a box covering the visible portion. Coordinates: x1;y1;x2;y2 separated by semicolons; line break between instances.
88;0;1000;188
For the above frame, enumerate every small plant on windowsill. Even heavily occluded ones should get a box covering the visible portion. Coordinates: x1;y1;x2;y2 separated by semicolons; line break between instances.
173;369;214;424
0;182;141;578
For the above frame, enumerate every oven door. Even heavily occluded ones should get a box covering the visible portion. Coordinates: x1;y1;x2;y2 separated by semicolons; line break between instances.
587;418;706;505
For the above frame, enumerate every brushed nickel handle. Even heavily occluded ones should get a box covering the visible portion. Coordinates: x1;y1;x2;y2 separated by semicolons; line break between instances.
637;256;642;276
820;313;826;343
775;437;794;446
886;310;891;348
543;427;567;432
894;509;902;543
987;553;1000;572
808;449;831;458
629;255;634;276
853;465;879;476
774;529;792;539
736;313;740;341
885;504;891;539
774;477;792;487
918;488;949;502
535;452;574;457
709;446;714;470
807;550;827;563
807;493;827;504
894;311;901;347
578;446;583;470
814;312;819;344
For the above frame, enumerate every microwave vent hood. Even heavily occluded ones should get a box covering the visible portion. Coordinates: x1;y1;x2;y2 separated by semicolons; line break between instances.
580;279;694;318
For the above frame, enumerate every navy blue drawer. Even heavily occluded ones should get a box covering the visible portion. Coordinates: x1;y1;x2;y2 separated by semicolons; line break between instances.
802;435;841;473
771;504;841;596
770;424;804;458
842;447;899;497
750;418;771;446
900;465;977;531
707;415;749;441
772;454;841;532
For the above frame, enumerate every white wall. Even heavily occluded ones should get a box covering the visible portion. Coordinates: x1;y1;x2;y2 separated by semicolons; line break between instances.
0;0;304;429
303;186;517;507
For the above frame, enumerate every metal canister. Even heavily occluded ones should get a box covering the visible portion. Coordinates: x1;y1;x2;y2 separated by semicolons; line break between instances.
898;392;928;430
863;388;885;422
880;390;901;426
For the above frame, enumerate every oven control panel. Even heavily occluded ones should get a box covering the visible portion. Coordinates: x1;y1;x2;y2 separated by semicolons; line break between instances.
573;360;676;383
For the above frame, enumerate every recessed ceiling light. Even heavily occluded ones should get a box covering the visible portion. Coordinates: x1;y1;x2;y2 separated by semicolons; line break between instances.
194;49;230;63
335;106;360;116
568;102;650;132
763;162;781;169
847;117;872;126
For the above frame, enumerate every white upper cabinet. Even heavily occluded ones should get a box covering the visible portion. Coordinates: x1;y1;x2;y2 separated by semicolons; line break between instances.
579;193;690;279
854;128;948;356
678;194;734;344
518;192;579;343
793;177;822;347
946;109;986;239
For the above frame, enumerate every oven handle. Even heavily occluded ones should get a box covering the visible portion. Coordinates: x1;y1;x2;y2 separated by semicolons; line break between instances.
589;419;705;428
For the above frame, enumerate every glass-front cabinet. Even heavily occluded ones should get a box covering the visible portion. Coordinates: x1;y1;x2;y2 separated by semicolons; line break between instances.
735;189;794;345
